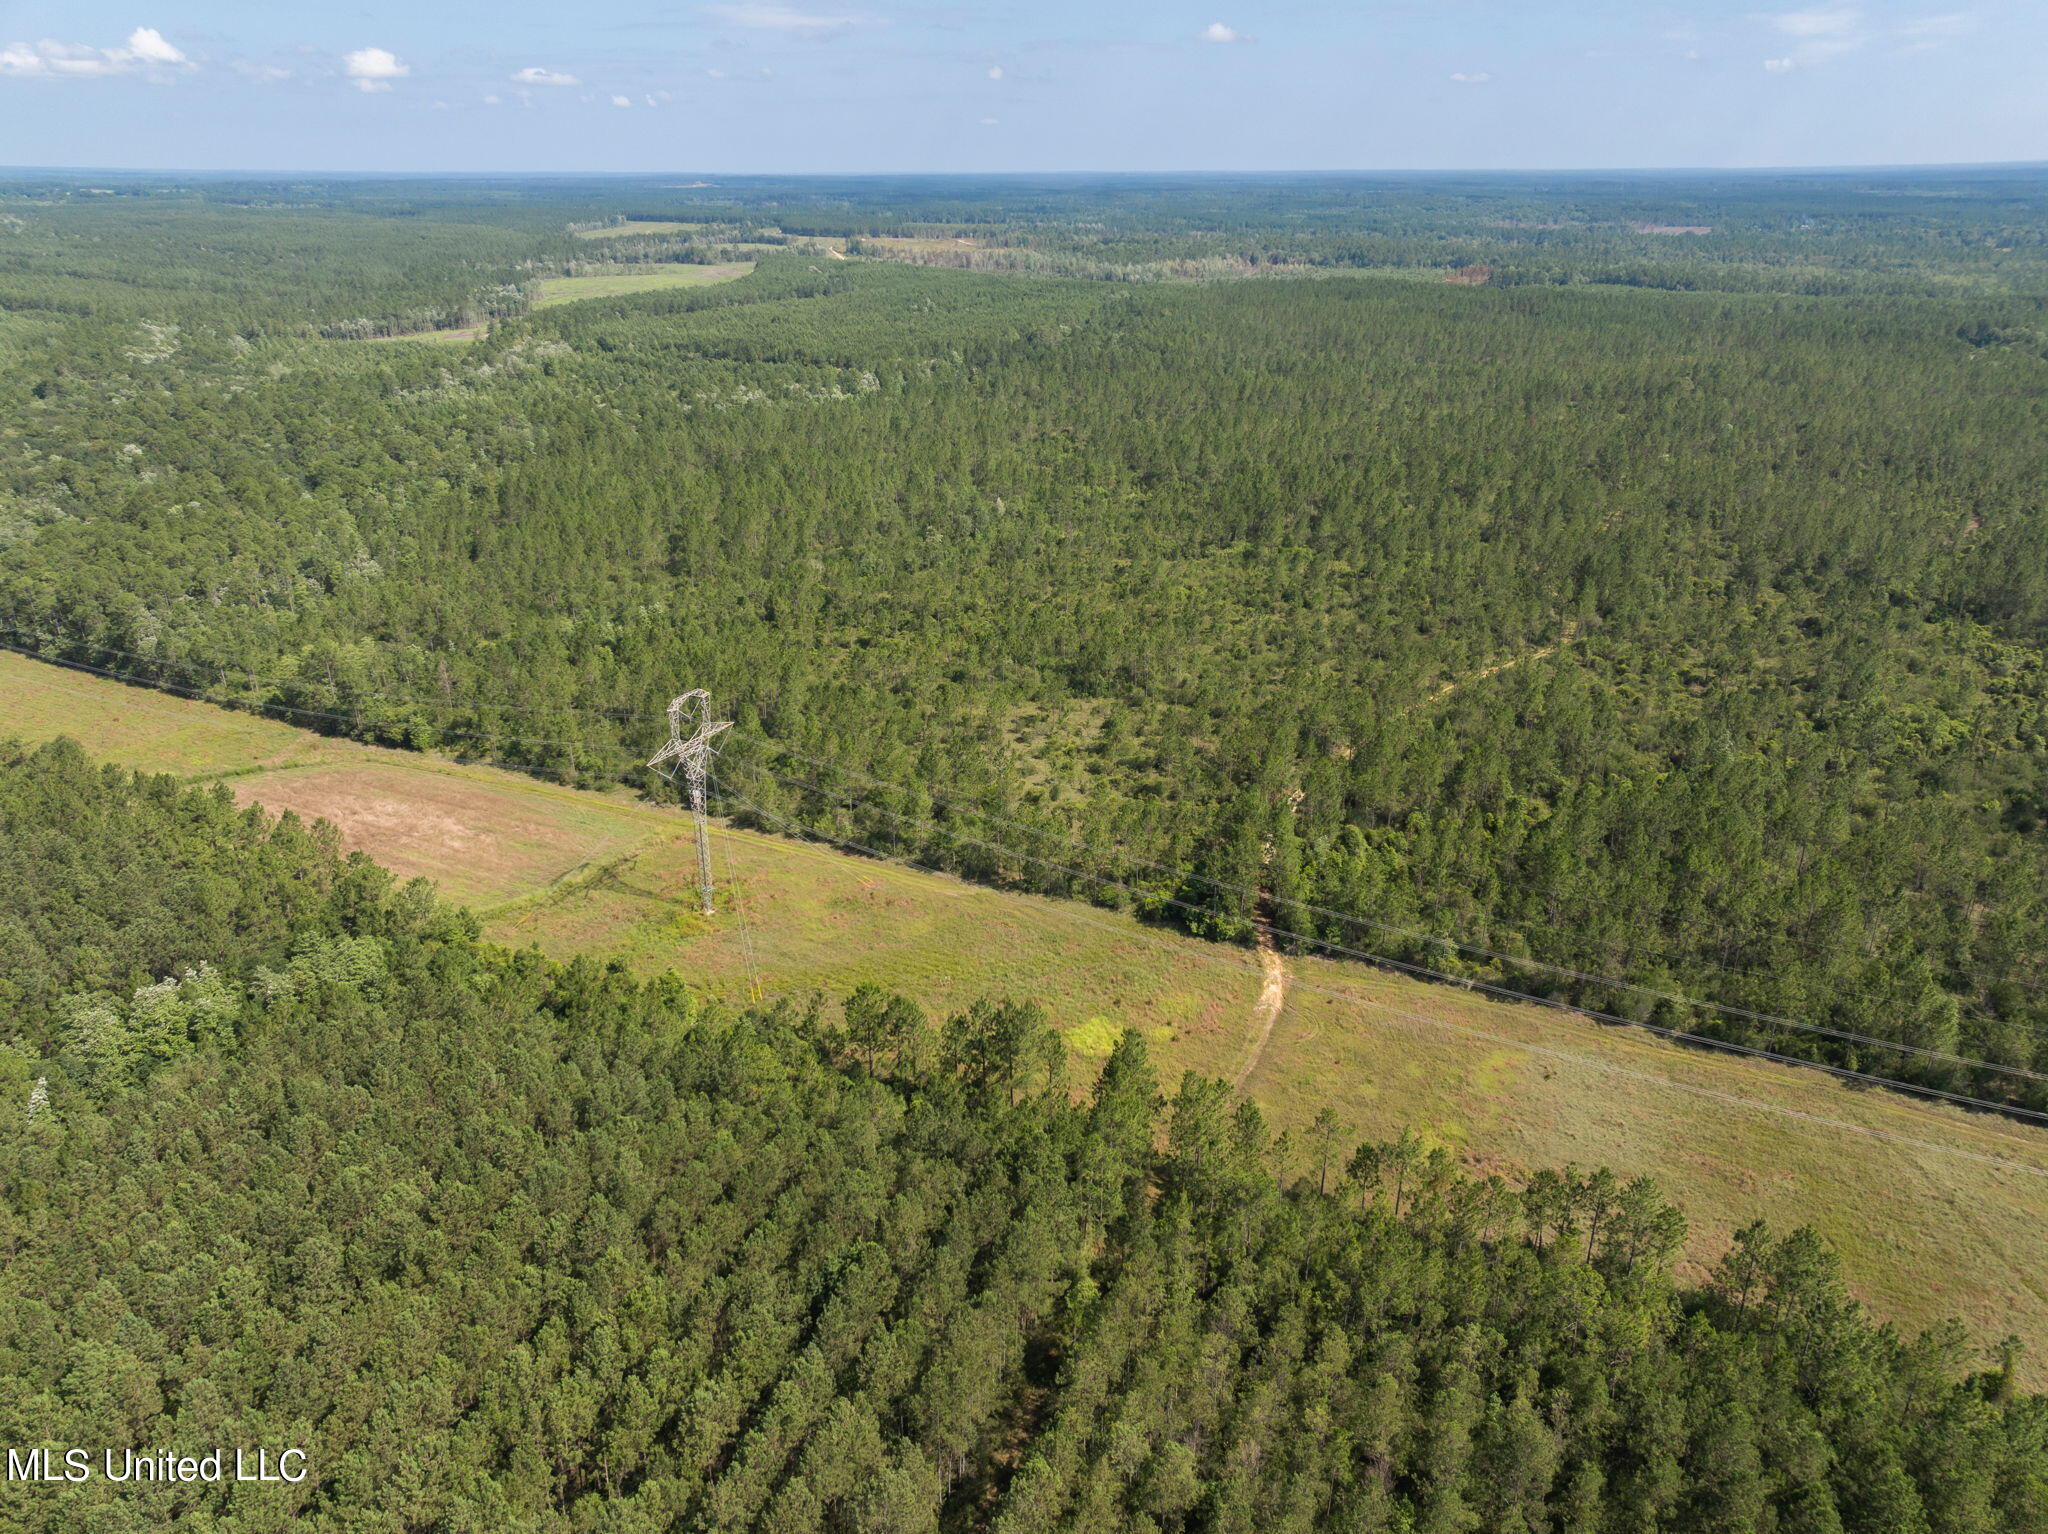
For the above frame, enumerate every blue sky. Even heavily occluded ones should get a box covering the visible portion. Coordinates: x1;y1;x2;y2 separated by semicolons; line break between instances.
0;1;2040;174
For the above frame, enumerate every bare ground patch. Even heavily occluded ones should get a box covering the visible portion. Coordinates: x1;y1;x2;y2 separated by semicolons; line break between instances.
228;763;652;909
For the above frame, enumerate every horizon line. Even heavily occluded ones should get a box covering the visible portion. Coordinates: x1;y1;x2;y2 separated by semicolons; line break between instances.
4;158;2048;182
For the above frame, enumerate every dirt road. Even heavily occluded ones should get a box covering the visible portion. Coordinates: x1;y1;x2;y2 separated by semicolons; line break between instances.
1232;924;1288;1090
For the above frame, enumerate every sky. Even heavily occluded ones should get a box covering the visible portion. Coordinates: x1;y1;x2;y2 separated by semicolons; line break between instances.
0;1;2041;175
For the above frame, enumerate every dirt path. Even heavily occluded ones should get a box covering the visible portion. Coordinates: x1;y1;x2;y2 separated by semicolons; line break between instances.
1232;924;1289;1090
1418;620;1581;709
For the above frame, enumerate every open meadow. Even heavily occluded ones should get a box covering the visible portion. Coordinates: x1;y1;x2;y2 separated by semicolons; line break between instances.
534;263;753;305
6;643;2045;1381
356;324;486;345
573;220;707;239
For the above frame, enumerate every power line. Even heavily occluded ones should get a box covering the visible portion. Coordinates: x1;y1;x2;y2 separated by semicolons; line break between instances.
715;758;2048;1108
721;755;2048;1086
8;619;2044;1050
1;653;327;749
718;787;2048;1174
740;742;2048;1050
10;610;2043;995
0;637;605;757
1367;840;2032;988
710;770;765;1005
769;735;2048;1009
10;626;2046;1129
0;619;668;721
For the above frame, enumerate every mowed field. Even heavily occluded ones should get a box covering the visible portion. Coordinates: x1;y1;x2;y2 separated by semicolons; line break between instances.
5;645;2046;1381
358;325;486;346
337;263;754;347
534;264;754;306
851;235;988;255
573;221;707;239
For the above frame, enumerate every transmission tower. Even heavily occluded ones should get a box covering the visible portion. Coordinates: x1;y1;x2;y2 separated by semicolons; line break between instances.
647;689;732;916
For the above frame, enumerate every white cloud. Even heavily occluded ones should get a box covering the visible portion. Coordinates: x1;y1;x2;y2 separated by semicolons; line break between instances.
986;65;1003;79
231;59;292;81
1899;12;1973;36
611;93;632;107
513;65;580;86
1770;6;1861;36
125;28;186;66
133;38;182;70
979;116;998;124
343;46;408;92
40;44;123;77
702;2;876;34
1763;55;1797;69
1759;5;1901;65
0;26;192;79
483;92;501;104
1200;22;1250;43
1449;71;1491;83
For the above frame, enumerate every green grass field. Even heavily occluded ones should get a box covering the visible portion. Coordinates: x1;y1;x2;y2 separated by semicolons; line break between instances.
357;324;486;345
534;264;754;306
573;221;706;240
5;644;2045;1381
331;262;754;346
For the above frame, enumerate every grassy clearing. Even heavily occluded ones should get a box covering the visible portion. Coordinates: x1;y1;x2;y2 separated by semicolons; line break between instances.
854;235;990;256
573;221;706;240
355;325;487;345
1253;955;2048;1372
0;650;341;776
326;261;754;345
5;645;2045;1380
493;823;1247;1048
535;264;754;306
227;762;651;910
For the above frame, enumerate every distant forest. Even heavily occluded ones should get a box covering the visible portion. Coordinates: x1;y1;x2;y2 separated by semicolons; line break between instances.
2;168;2046;1117
1;738;2042;1531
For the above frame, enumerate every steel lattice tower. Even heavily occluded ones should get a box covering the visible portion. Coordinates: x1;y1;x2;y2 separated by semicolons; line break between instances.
647;689;732;916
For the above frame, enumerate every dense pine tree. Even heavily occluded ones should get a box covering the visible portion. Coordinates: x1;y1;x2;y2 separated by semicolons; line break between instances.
6;172;2046;1110
1;738;2044;1529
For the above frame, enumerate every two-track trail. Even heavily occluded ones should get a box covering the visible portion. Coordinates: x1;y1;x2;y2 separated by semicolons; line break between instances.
1233;920;1289;1090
